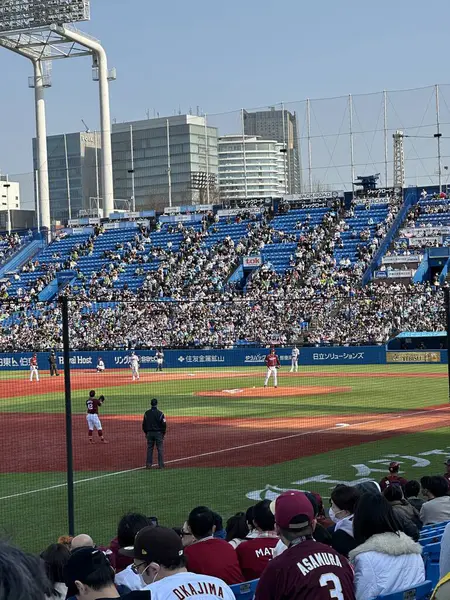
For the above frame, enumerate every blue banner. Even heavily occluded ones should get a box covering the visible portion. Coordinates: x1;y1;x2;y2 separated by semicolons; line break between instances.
0;345;396;370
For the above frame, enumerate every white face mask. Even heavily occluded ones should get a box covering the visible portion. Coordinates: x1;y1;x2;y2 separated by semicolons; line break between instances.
329;507;346;524
138;564;150;587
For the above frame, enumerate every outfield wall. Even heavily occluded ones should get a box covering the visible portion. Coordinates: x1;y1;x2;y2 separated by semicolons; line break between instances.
0;346;445;370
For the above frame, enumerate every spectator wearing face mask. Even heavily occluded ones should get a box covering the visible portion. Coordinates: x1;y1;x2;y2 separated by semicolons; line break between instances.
329;485;360;558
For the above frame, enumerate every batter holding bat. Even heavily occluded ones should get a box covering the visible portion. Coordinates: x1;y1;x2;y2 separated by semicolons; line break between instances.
264;348;280;388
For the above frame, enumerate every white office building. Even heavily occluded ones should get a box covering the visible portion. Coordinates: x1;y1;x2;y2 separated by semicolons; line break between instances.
0;177;20;211
218;135;286;202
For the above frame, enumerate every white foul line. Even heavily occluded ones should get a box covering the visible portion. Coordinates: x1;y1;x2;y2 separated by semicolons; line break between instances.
1;405;449;502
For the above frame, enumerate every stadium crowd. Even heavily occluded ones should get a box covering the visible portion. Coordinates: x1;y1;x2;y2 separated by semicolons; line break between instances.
5;465;450;600
0;197;445;350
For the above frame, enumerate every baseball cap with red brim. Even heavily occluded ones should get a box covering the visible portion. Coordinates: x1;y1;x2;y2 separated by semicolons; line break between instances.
270;490;314;530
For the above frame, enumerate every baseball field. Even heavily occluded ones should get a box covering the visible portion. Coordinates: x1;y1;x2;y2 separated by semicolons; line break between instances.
1;363;450;553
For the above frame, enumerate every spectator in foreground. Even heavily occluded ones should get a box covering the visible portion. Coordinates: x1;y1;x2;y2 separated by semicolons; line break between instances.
420;476;450;525
41;543;70;599
64;546;124;599
439;522;450;580
111;513;155;590
70;534;95;552
379;461;408;491
255;491;355;600
0;539;51;600
444;459;450;485
349;493;425;600
225;512;249;549
183;506;244;584
329;485;360;557
404;480;425;512
236;500;278;580
180;521;196;548
110;513;154;572
383;485;421;540
121;526;235;600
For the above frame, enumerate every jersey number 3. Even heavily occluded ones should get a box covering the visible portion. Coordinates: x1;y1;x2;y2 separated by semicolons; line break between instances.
319;573;344;600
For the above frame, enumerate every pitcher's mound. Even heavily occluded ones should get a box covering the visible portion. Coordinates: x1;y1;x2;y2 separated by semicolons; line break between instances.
196;386;351;398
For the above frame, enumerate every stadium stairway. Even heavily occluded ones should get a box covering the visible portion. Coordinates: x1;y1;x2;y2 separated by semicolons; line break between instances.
0;238;44;279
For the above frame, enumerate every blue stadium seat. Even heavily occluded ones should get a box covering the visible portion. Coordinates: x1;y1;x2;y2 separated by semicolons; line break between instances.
230;579;259;600
375;580;432;599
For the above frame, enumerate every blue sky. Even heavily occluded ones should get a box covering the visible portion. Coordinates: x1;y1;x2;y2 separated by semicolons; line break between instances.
1;0;450;180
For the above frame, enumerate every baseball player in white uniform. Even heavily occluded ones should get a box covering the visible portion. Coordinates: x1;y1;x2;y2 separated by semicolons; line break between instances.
130;351;140;381
156;349;164;372
30;354;39;382
290;346;300;373
97;358;105;373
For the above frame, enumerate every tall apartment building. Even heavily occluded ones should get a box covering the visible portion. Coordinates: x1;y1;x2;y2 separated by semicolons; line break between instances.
218;135;286;202
111;115;218;211
32;132;102;223
243;108;301;194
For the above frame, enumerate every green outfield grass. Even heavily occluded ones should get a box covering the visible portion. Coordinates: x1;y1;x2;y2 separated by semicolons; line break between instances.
0;363;449;553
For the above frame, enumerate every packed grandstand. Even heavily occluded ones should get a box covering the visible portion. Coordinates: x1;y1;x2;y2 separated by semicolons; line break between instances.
0;185;447;351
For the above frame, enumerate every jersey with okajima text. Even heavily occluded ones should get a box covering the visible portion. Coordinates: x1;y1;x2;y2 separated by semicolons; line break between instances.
143;571;235;600
255;538;355;600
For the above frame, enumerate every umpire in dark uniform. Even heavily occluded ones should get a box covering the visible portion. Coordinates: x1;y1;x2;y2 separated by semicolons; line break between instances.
142;398;166;469
48;350;59;376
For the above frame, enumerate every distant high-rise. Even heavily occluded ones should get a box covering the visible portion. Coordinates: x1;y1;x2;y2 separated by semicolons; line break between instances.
218;135;286;202
243;108;301;194
33;132;102;223
111;115;218;211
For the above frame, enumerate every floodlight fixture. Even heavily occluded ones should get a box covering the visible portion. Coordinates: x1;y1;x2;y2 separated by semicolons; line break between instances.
0;0;90;33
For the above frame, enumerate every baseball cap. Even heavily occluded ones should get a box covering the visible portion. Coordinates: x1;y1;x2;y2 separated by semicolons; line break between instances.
270;491;314;530
120;526;184;565
389;461;400;469
64;547;112;597
444;458;450;466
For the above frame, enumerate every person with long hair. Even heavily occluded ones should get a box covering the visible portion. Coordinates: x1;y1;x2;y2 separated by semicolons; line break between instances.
226;512;249;549
383;484;422;540
349;493;425;600
41;543;70;600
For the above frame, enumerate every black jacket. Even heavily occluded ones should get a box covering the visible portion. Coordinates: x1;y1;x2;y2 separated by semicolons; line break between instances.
142;407;166;435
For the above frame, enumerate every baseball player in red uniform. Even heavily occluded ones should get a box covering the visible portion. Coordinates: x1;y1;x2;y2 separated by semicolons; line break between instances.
264;348;280;388
30;353;39;382
86;390;106;443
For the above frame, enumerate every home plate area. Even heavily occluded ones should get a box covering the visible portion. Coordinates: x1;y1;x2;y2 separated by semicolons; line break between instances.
195;386;352;398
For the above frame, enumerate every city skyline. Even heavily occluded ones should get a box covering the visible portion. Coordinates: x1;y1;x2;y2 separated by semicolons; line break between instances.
2;0;450;208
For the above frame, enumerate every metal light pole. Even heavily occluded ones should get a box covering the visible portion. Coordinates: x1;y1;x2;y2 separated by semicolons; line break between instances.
128;124;136;212
51;24;115;218
166;119;172;208
4;181;11;234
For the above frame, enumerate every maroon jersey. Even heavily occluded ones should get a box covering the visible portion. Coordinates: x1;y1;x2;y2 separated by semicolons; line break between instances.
185;538;244;585
255;538;355;600
86;398;102;415
30;357;37;367
379;474;408;491
236;535;278;580
266;354;280;368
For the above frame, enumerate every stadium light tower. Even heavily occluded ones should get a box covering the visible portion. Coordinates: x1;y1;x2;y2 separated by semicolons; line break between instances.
0;0;116;229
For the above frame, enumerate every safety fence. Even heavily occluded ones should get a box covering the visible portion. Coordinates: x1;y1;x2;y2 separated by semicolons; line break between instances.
0;293;448;555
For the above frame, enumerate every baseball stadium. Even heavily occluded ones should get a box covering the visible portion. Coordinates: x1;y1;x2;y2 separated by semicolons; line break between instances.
3;2;450;599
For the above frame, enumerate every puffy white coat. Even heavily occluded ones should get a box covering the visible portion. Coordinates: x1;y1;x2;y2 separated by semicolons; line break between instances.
349;532;425;600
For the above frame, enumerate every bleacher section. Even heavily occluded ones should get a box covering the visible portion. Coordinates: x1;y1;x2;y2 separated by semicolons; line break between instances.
336;204;389;264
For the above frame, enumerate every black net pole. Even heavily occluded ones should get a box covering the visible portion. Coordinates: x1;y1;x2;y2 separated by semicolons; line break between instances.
445;287;450;403
61;297;75;536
